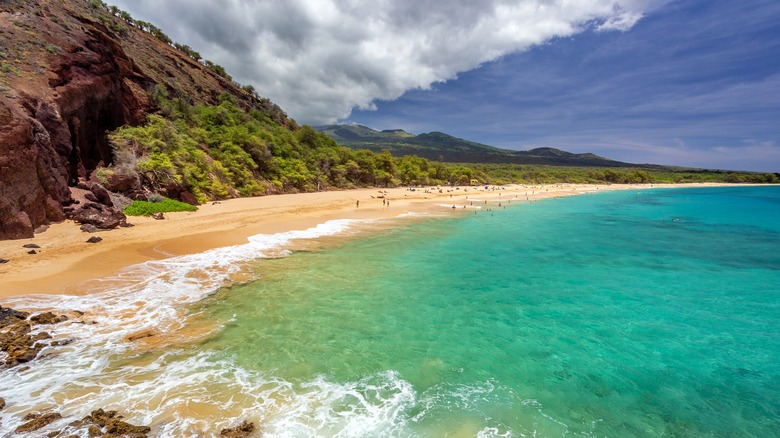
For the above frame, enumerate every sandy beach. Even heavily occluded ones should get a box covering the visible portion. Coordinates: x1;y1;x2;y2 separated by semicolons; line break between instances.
0;183;724;298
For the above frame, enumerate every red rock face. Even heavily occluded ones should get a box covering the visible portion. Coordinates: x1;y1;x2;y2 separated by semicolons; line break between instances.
0;97;70;239
0;10;149;239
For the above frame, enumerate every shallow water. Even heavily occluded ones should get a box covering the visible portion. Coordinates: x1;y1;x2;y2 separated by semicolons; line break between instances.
2;187;779;437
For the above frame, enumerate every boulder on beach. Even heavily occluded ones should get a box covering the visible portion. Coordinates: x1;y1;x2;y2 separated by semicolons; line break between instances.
69;202;128;230
90;184;114;207
81;223;99;233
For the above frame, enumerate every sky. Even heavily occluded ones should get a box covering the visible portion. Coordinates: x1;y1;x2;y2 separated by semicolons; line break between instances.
107;0;780;171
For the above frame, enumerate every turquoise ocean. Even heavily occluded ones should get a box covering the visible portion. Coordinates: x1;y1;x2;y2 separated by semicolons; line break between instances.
2;186;779;437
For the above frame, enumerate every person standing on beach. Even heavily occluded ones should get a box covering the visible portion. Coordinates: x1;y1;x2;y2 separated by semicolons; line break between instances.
356;200;359;208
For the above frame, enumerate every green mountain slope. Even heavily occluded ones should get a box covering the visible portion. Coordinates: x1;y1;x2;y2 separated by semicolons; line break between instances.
316;124;644;167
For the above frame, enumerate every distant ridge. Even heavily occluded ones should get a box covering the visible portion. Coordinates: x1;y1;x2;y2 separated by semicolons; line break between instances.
316;124;644;167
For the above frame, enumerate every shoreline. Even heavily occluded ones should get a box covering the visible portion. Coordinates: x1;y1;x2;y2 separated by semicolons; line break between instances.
0;183;745;299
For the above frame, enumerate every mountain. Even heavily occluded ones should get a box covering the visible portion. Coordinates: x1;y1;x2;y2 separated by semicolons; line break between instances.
316;124;642;167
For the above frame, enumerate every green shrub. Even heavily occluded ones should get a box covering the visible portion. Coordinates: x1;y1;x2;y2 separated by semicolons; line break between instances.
124;198;197;216
95;166;113;185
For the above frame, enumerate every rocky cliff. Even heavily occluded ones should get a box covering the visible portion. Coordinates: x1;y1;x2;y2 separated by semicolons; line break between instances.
0;0;288;239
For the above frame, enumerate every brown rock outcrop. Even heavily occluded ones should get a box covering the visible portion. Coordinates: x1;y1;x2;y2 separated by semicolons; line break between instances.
105;172;140;192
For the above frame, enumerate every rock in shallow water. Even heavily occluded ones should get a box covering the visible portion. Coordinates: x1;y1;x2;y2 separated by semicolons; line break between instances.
220;420;255;437
30;311;68;325
71;409;151;437
0;306;68;368
15;412;62;432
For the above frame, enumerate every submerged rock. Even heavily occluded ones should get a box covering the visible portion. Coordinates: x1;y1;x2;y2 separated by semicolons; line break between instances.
70;409;151;437
30;312;68;325
125;329;157;342
220;420;255;437
15;412;62;432
0;306;67;367
22;243;41;248
0;318;40;367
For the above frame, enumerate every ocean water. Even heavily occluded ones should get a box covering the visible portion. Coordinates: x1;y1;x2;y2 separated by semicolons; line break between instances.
1;186;779;437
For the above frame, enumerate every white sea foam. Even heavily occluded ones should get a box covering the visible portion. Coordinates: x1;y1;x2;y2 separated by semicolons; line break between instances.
261;371;416;437
437;204;483;210
395;211;429;218
476;427;513;438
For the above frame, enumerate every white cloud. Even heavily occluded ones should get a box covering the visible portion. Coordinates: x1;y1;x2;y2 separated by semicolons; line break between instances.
108;0;659;125
596;11;644;31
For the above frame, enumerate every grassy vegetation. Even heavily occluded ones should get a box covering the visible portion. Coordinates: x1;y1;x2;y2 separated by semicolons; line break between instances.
123;198;198;216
